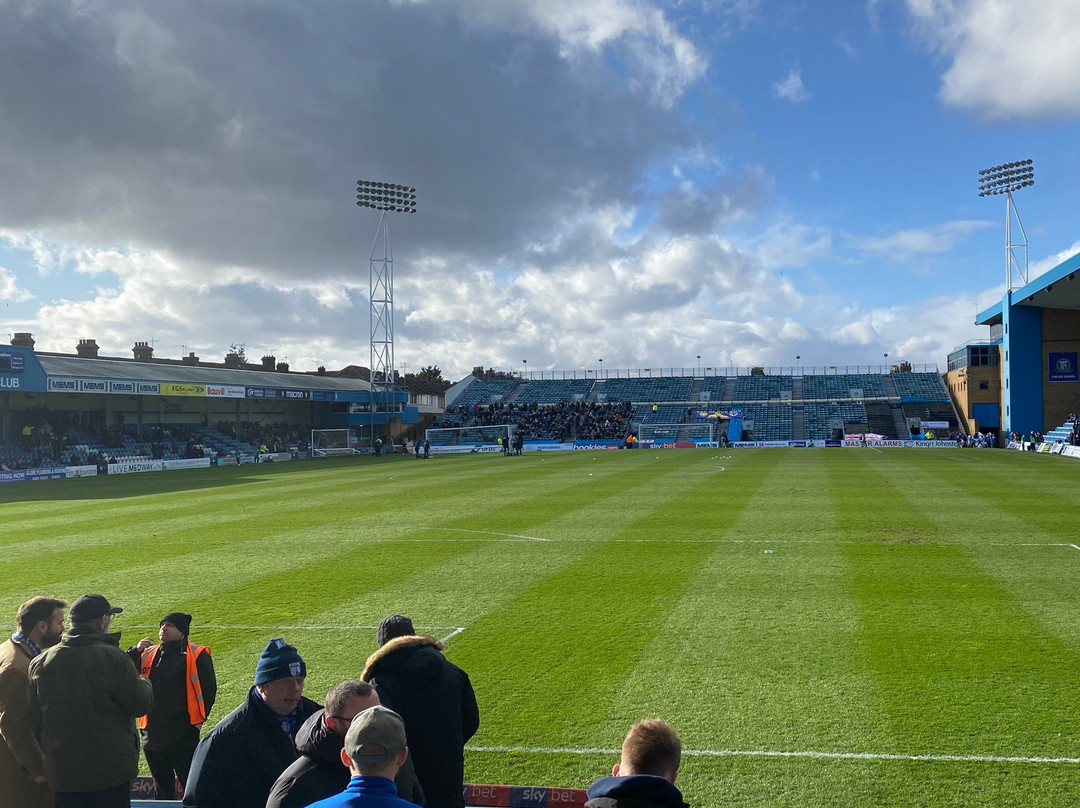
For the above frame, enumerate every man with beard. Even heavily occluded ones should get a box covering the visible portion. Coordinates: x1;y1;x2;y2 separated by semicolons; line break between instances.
28;594;154;808
128;612;217;800
0;597;66;808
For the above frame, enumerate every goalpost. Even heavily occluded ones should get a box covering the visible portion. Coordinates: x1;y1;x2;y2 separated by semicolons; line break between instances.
424;423;515;447
636;422;717;443
310;428;361;458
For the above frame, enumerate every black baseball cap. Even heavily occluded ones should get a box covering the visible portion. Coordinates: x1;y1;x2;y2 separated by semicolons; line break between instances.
69;594;124;622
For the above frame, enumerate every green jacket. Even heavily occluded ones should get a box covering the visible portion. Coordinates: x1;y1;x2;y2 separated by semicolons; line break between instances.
28;626;153;792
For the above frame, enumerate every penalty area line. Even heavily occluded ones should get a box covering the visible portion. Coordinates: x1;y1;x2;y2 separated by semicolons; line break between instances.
466;745;1080;766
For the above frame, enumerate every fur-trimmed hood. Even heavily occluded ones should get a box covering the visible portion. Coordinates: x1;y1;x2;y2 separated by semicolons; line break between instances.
361;635;444;682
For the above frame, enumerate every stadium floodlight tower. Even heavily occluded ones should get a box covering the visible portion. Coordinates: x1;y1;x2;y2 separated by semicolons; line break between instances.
978;159;1034;291
356;178;417;441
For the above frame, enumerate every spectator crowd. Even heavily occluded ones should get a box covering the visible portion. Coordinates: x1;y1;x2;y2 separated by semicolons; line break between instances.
433;401;635;442
1;595;685;808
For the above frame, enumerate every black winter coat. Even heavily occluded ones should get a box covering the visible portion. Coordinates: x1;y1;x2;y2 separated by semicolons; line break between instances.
361;636;479;808
266;708;426;808
182;686;320;808
586;775;688;808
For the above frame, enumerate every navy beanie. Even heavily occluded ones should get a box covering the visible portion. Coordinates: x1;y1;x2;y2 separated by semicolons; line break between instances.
254;638;306;685
377;614;415;647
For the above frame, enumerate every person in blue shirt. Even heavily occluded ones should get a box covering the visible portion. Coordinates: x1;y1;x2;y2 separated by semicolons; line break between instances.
308;706;419;808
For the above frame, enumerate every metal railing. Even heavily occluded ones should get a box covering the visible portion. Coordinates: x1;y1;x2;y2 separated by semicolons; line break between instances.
507;364;939;381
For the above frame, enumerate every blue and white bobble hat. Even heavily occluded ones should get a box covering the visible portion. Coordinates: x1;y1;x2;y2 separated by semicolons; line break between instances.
254;638;306;685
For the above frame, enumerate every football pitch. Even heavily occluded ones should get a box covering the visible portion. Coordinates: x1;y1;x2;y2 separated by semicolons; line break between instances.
2;448;1079;807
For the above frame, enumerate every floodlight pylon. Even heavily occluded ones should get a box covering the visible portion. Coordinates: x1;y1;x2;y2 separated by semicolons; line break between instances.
978;160;1034;290
357;178;417;440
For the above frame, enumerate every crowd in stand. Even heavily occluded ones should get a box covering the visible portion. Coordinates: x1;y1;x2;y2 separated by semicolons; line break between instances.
433;401;634;442
2;594;686;808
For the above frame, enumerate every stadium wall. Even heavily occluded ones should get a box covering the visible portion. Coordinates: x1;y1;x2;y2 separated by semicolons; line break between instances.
1041;308;1080;429
1001;295;1043;436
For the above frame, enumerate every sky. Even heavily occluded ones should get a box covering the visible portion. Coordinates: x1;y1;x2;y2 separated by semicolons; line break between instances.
2;0;1080;381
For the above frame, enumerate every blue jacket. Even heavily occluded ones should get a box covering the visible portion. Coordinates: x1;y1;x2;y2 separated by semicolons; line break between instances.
182;686;320;808
308;774;420;808
586;775;688;808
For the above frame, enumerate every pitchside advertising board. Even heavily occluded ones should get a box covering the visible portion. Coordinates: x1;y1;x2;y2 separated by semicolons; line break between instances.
42;377;334;400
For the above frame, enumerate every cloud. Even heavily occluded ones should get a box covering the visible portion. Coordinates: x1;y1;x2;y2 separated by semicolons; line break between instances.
0;266;33;302
904;0;1080;120
772;69;811;103
849;220;994;259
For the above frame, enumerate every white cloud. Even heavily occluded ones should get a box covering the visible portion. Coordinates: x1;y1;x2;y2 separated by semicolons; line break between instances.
407;0;707;107
850;219;994;259
905;0;1080;119
0;267;33;302
772;69;811;103
1027;240;1080;282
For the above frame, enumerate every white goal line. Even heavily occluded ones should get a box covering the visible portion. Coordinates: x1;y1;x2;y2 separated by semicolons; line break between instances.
467;744;1080;766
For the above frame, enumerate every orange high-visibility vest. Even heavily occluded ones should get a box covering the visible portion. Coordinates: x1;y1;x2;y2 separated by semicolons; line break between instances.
137;642;209;729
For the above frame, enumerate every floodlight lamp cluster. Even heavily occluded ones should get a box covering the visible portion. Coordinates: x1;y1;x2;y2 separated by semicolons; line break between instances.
978;159;1034;196
356;179;417;213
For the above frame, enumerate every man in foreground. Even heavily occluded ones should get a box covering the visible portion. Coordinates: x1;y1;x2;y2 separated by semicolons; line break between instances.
130;611;217;800
307;705;419;808
183;638;320;808
0;597;65;808
362;615;478;808
267;679;424;808
28;594;154;808
585;719;688;808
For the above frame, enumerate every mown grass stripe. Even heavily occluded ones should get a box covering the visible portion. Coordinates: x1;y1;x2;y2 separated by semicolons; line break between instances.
829;452;1080;759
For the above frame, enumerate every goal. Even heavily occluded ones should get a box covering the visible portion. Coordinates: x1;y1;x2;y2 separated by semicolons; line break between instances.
310;429;360;458
425;423;514;447
636;422;716;443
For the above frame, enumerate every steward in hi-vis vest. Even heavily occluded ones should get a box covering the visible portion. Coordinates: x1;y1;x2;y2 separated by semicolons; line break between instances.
129;612;217;801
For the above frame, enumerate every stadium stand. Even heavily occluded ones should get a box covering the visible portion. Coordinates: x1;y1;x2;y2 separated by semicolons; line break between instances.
802;374;886;400
512;379;594;405
740;404;793;441
733;375;792;401
598;376;694;402
697;376;727;401
450;379;522;408
893;372;951;401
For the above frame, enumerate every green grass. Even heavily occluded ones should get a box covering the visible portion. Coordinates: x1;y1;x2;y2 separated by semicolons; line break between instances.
2;448;1079;807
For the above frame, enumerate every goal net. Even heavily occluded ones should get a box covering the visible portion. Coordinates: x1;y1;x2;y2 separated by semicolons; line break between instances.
425;423;514;447
311;428;360;457
636;422;715;443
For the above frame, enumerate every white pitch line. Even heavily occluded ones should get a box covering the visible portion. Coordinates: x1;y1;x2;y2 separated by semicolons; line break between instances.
419;527;550;542
1071;544;1080;552
122;624;459;631
439;627;467;644
466;745;1080;766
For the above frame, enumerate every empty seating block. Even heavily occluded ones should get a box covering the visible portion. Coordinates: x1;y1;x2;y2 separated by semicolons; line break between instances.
893;373;949;401
514;379;594;404
600;377;694;402
732;376;792;401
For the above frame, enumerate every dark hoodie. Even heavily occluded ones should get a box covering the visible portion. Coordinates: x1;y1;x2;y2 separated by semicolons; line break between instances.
361;636;479;808
266;708;426;808
586;775;689;808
